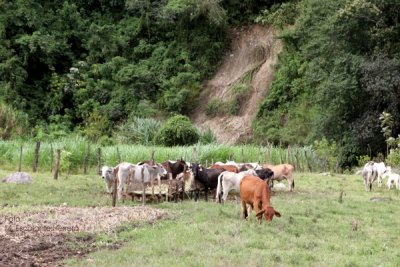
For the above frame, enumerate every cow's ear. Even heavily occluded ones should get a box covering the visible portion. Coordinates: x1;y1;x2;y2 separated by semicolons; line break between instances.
256;209;265;218
199;166;203;171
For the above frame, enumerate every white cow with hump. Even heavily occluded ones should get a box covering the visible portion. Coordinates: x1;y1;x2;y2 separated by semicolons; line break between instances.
215;169;257;204
362;162;378;191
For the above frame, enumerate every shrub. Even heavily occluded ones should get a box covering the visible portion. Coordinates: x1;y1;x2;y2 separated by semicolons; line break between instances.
199;128;216;144
205;99;223;117
386;149;400;167
115;117;162;145
155;115;199;146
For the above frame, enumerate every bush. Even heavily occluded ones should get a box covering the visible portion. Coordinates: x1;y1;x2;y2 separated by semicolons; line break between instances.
155;115;199;146
205;99;223;117
115;117;162;145
386;149;400;167
199;128;216;144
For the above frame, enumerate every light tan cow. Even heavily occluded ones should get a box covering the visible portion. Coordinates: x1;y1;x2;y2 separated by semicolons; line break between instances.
262;163;295;191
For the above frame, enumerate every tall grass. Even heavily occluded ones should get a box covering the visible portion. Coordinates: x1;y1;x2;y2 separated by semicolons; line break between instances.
0;137;328;173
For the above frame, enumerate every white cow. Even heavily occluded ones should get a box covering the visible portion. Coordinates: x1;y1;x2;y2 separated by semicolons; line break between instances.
115;162;136;200
101;166;115;193
362;162;378;191
374;162;390;187
215;169;257;204
383;171;400;190
132;163;167;203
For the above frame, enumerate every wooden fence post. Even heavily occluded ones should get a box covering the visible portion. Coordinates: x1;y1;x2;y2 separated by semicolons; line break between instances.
18;145;23;172
33;141;40;172
150;148;155;165
54;149;61;180
96;147;102;174
241;145;244;163
50;143;53;174
116;146;121;164
83;142;90;175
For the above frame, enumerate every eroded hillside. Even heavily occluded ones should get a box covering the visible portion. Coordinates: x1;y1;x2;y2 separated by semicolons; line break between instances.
191;25;282;144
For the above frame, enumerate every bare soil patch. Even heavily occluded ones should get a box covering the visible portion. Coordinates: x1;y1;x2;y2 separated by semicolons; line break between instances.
191;25;282;144
0;206;167;266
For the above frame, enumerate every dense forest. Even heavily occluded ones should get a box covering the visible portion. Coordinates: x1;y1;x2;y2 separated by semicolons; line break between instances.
1;0;400;168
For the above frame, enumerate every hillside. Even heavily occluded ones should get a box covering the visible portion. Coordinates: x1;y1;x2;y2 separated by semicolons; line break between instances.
191;25;282;144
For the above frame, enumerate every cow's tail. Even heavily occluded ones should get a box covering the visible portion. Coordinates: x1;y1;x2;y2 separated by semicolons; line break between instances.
216;172;224;203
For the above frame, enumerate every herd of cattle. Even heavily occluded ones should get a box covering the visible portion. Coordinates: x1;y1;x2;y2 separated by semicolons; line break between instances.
101;160;294;224
361;161;400;191
99;159;399;224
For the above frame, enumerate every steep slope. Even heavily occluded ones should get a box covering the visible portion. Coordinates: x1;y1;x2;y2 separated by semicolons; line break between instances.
191;25;282;144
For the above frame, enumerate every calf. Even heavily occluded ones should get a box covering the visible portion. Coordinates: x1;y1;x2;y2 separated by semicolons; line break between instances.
263;163;295;191
240;175;281;224
190;163;224;201
362;161;378;191
100;166;115;193
384;172;400;190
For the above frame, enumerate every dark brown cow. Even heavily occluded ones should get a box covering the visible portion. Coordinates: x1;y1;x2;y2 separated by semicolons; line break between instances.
161;159;188;201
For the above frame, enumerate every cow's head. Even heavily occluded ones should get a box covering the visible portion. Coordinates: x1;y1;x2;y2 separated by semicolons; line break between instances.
256;206;281;224
101;166;113;179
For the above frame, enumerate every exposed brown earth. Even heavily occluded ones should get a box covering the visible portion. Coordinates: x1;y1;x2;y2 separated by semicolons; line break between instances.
191;25;282;144
0;206;167;266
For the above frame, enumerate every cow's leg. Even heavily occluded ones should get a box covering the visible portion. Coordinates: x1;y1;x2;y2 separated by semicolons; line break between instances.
240;201;247;220
204;188;208;202
157;176;162;203
247;204;253;222
141;168;146;206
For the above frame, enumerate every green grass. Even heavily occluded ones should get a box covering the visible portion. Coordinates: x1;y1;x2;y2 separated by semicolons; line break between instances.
1;170;399;266
0;138;328;174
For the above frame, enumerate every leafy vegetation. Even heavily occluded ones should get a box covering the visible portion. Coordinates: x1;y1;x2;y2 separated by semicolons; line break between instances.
155;115;199;146
254;0;400;167
2;0;400;169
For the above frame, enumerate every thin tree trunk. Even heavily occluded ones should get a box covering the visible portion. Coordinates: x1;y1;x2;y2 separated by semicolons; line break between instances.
33;141;40;172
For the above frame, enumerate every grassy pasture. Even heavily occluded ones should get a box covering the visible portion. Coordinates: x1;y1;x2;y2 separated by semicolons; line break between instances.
1;170;399;267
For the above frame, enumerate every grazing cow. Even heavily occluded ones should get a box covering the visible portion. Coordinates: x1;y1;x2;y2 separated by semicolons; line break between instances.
209;164;240;173
374;162;390;187
362;161;378;191
263;163;295;191
101;166;115;193
215;170;257;204
190;163;224;201
240;175;281;224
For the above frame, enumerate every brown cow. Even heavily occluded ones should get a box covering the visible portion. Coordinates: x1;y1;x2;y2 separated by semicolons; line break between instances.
262;163;295;191
209;164;239;173
240;175;281;224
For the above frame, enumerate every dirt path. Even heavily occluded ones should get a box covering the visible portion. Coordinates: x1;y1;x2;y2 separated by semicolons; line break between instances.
191;25;282;144
0;206;167;266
